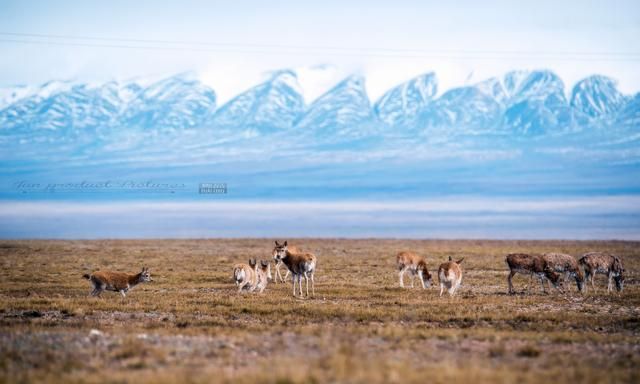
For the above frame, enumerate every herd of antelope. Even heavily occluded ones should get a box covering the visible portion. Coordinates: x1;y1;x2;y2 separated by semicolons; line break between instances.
82;241;626;299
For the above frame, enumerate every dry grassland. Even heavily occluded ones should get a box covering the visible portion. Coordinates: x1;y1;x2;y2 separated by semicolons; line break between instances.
0;239;638;383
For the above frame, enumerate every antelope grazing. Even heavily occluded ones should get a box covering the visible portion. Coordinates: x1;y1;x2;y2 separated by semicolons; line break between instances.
255;260;273;293
273;241;317;297
578;252;624;292
233;259;259;292
396;251;432;289
272;241;302;283
505;253;563;294
542;253;585;293
438;256;464;296
82;267;153;298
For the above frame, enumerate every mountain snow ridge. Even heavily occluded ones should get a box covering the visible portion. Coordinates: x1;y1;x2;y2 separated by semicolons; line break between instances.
0;69;637;141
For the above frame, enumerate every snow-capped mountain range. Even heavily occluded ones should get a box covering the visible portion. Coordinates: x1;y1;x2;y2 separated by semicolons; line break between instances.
0;69;637;143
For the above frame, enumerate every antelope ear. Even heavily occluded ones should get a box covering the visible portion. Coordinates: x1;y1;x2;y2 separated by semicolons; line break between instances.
275;240;280;246
448;256;452;262
284;241;288;246
456;258;464;265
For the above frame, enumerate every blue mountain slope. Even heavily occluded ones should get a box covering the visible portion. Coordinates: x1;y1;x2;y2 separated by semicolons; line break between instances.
0;81;143;147
571;75;628;119
617;93;640;127
0;69;637;152
500;71;575;135
294;75;376;138
374;72;437;130
211;70;304;134
121;74;216;132
419;86;502;133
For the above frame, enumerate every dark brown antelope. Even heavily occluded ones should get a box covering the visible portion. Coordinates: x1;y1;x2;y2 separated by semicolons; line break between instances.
505;253;563;294
542;253;585;293
272;241;302;283
83;267;153;298
273;241;317;297
438;256;464;296
396;251;432;289
578;252;624;292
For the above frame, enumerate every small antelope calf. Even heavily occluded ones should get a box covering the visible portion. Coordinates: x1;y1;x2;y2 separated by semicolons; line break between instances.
83;267;153;298
272;241;301;283
396;251;432;289
578;252;624;292
542;253;585;293
438;256;464;296
505;253;563;294
273;241;317;297
255;260;273;293
233;259;259;292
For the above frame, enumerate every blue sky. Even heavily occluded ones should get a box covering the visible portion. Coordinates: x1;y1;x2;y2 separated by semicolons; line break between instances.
1;0;639;102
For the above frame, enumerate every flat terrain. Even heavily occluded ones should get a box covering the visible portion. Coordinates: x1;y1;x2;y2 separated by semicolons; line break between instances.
0;239;638;383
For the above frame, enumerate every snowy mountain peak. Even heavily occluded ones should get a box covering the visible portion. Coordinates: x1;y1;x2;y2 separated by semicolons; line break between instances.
211;69;304;133
295;74;375;136
36;80;76;99
0;69;637;142
121;74;216;131
476;70;565;107
375;72;437;127
419;85;502;132
0;84;33;109
571;75;628;119
509;70;566;103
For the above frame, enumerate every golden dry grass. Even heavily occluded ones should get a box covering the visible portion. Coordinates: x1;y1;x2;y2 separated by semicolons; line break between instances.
0;239;639;383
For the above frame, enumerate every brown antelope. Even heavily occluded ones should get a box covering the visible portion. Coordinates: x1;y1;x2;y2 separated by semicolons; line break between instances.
542;253;585;293
396;251;432;289
233;259;259;293
255;260;273;293
578;252;624;292
272;241;302;283
82;267;153;298
273;241;317;297
505;253;563;294
438;256;464;296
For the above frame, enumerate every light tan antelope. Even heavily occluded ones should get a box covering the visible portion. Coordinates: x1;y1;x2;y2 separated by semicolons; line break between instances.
255;260;273;293
578;252;624;292
542;253;585;293
233;259;259;293
438;256;464;296
505;253;563;294
82;267;153;298
272;241;302;283
396;251;432;289
273;241;317;297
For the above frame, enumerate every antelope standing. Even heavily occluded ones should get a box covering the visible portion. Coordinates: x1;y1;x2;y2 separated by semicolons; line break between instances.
255;260;273;293
438;256;464;296
578;252;624;292
272;241;302;283
505;253;563;294
82;267;153;298
233;259;259;293
273;241;317;297
542;253;585;293
396;251;432;289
